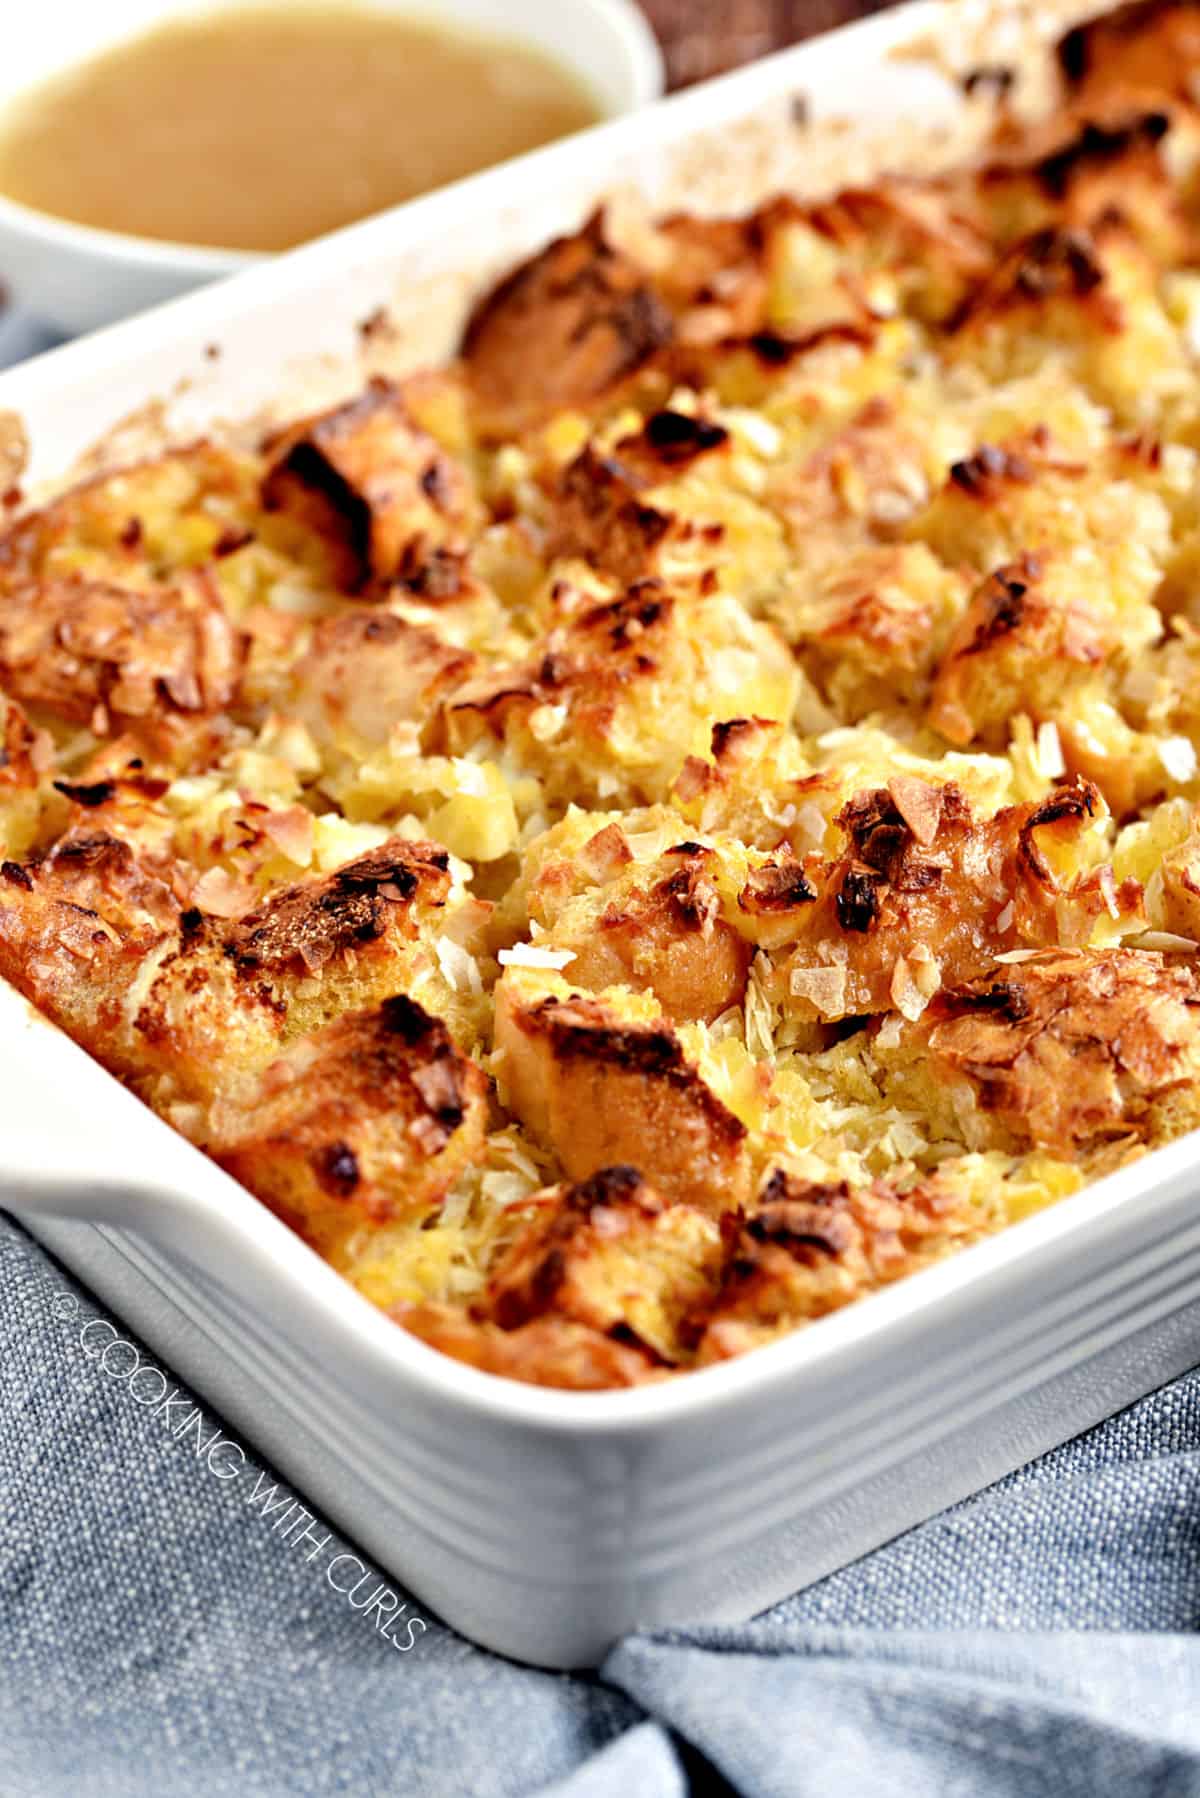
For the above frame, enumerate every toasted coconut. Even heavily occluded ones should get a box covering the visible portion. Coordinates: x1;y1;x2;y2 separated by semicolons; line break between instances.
692;1164;990;1362
769;395;933;544
119;837;469;1110
770;542;969;716
768;777;1142;1022
921;948;1200;1149
0;832;179;1072
1158;831;1200;940
221;837;451;977
0;569;243;743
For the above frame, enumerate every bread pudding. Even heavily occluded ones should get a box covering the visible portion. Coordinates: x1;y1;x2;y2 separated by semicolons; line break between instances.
5;0;1200;1389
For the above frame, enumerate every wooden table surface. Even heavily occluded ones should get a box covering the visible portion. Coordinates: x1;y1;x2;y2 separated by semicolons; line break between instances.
640;0;894;90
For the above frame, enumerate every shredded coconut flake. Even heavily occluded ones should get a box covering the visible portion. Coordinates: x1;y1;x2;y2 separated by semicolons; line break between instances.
528;703;567;744
890;955;932;1022
1158;736;1198;782
789;963;847;1016
498;945;578;970
191;867;257;917
721;408;781;458
1129;930;1200;952
435;936;483;995
1035;721;1066;780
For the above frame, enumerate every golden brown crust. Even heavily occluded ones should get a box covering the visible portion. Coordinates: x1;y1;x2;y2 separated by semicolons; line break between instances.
557;845;754;1025
494;976;750;1214
460;211;673;439
0;570;243;742
447;575;795;807
693;1167;987;1362
215;994;488;1258
550;410;731;585
477;1164;723;1364
951;223;1120;334
285;609;474;750
928;555;1114;750
0;834;177;1070
771;776;1141;1022
262;380;471;590
0;832;467;1115
923;949;1200;1149
221;839;450;977
0;441;258;577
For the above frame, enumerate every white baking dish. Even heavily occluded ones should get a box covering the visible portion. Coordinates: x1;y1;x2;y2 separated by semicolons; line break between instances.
5;0;1200;1671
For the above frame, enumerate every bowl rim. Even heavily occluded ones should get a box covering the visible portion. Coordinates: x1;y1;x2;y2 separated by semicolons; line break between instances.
0;0;664;270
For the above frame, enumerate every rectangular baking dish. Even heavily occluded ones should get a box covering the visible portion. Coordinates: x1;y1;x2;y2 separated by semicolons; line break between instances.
5;0;1200;1671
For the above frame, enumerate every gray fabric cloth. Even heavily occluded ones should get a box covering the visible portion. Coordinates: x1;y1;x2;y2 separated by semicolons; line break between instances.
3;1209;1200;1798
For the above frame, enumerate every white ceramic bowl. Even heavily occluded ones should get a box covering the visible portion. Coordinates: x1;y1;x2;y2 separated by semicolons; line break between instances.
0;0;663;337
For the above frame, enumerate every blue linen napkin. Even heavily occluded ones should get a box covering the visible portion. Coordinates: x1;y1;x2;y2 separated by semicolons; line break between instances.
3;311;1200;1796
4;1208;1200;1798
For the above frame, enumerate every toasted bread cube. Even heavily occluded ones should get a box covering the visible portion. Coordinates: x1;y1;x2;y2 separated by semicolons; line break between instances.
950;221;1187;424
215;994;488;1259
479;1165;723;1363
526;836;755;1025
447;578;797;809
493;970;751;1214
284;608;474;754
550;408;737;585
769;777;1143;1024
889;948;1200;1151
82;835;466;1110
0;570;244;753
694;1166;990;1362
460;212;672;441
262;381;471;590
0;832;179;1076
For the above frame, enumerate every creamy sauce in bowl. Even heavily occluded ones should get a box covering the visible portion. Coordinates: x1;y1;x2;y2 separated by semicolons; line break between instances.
0;5;603;252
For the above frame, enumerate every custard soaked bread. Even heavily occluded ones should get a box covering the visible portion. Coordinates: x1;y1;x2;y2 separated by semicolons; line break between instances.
7;0;1200;1386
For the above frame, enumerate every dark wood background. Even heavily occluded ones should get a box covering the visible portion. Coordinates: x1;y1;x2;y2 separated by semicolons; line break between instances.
640;0;893;90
